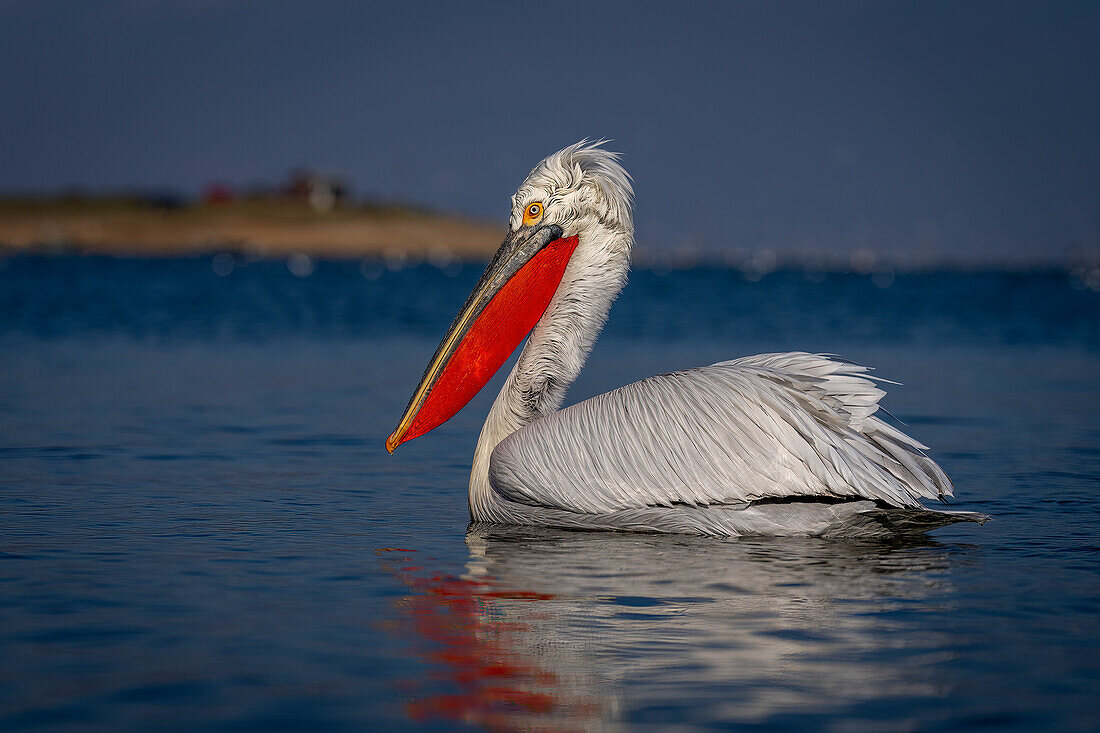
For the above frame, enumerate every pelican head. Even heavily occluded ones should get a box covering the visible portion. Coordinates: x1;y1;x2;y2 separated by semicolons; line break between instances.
508;140;634;240
386;140;634;453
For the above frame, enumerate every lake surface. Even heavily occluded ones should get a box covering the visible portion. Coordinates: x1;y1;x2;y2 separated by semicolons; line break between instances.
2;254;1098;731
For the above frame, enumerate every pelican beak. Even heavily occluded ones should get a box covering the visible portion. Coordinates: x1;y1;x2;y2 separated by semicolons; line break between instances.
386;224;579;453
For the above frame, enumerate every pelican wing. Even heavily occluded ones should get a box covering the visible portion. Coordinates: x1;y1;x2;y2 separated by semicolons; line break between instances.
488;353;953;514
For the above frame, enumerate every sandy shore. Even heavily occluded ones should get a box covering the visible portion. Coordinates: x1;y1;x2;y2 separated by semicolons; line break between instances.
0;202;505;260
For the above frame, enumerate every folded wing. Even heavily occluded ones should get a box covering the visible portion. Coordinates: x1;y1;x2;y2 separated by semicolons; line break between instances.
488;353;952;514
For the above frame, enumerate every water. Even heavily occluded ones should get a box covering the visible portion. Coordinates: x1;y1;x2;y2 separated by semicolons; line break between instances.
1;255;1098;731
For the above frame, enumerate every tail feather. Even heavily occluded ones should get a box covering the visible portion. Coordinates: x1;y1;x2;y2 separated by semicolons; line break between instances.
822;505;990;539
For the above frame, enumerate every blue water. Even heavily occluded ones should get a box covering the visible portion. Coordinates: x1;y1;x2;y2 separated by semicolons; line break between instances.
1;255;1098;731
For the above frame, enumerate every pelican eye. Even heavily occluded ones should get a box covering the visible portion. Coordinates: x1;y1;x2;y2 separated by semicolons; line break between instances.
522;202;544;226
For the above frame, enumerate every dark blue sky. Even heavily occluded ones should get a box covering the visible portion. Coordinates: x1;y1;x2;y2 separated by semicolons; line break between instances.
2;1;1097;259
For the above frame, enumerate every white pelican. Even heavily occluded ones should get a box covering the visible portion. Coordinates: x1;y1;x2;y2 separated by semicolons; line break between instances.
387;141;987;537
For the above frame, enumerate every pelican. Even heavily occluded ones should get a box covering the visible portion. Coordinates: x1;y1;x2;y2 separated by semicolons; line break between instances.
387;141;987;537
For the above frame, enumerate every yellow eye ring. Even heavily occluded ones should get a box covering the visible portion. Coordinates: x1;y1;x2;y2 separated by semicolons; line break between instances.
522;202;544;226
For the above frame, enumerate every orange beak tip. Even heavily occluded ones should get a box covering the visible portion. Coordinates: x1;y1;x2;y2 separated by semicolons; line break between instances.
385;431;401;454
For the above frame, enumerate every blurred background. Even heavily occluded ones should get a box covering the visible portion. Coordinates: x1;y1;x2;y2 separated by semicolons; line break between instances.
2;0;1098;270
2;2;1099;731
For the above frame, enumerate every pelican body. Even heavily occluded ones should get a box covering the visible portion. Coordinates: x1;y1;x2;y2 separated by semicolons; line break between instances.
387;142;987;537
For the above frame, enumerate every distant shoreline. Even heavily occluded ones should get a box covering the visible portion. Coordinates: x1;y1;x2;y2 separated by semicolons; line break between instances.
1;199;1095;274
0;199;504;260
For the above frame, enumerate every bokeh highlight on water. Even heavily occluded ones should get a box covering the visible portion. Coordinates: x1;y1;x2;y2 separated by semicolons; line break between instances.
1;254;1098;730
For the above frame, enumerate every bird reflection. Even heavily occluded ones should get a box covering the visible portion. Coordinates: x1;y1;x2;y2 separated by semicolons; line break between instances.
379;529;968;730
376;545;604;731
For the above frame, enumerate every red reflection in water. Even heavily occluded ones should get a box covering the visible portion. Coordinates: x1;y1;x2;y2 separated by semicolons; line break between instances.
377;548;603;732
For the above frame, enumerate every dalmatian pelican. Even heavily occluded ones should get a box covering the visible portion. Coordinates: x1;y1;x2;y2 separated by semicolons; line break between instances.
386;141;987;537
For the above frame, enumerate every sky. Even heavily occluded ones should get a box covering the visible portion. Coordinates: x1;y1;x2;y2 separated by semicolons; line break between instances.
1;0;1098;261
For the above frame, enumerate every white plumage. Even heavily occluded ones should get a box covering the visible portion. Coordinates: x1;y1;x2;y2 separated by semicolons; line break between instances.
395;141;987;537
491;353;951;513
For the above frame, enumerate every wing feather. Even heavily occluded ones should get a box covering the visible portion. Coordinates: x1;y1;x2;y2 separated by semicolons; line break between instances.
488;353;952;514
